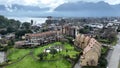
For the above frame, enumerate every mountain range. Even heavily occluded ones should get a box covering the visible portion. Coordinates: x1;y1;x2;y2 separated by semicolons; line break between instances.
1;1;120;17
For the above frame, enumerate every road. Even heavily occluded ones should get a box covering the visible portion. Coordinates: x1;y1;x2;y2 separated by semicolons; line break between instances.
0;52;6;63
108;33;120;68
74;59;81;68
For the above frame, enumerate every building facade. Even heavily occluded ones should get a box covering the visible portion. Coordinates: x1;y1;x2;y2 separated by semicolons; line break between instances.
62;25;78;38
15;31;62;48
74;34;101;66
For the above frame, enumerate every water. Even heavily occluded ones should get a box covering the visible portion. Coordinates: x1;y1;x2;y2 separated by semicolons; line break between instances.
0;52;6;63
7;17;47;25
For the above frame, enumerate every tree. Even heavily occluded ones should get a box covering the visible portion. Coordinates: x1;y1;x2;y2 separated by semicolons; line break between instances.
0;15;21;32
7;26;16;33
8;40;14;47
79;25;93;34
15;29;32;39
31;20;33;25
38;53;44;60
37;52;48;61
0;30;7;35
50;49;57;57
22;22;31;29
98;56;108;68
0;44;8;51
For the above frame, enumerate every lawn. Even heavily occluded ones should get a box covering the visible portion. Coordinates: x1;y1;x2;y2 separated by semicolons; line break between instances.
7;48;31;62
6;55;71;68
33;42;62;56
5;42;80;68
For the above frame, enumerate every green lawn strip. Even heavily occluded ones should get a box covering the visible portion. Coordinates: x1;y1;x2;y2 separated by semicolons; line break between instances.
7;48;30;62
41;53;61;60
6;55;71;68
61;43;79;58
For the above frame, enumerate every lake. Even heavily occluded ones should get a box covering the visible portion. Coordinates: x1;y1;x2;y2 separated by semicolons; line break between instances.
7;17;47;25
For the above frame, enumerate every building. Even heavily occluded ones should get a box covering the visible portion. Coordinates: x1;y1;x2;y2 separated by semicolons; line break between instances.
84;23;103;29
62;25;79;38
5;33;15;40
74;34;101;66
15;31;62;48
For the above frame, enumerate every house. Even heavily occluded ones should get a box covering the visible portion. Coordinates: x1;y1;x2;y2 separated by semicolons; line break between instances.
74;34;101;66
5;33;15;40
0;28;7;32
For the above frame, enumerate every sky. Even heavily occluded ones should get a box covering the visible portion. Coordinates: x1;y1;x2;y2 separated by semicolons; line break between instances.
0;0;120;11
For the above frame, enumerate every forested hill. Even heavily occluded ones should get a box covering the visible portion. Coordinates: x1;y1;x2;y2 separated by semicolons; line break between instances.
0;15;21;29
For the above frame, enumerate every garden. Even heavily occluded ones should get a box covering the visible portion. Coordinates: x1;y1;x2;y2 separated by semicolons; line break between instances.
4;42;80;68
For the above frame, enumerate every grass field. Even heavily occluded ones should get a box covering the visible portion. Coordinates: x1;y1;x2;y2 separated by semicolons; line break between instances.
7;48;31;62
5;42;79;68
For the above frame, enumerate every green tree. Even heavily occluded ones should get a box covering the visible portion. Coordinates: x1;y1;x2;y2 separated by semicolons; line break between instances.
31;20;33;25
8;40;14;47
7;26;16;33
38;53;44;61
15;29;32;39
22;22;31;29
0;15;21;32
50;49;57;57
0;30;7;35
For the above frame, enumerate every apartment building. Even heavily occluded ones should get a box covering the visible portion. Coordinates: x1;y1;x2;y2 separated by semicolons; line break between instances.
74;34;101;66
62;25;78;38
15;31;62;48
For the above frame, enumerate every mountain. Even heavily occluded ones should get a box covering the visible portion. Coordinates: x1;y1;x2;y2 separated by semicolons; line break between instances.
1;1;120;17
0;4;49;12
54;1;120;17
112;4;120;11
55;1;113;11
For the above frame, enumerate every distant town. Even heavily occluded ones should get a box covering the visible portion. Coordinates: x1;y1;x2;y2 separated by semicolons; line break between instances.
0;15;120;68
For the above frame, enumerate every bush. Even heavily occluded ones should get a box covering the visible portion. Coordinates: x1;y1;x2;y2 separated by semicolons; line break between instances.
37;53;44;61
64;55;70;59
98;56;108;68
101;46;109;55
50;49;57;57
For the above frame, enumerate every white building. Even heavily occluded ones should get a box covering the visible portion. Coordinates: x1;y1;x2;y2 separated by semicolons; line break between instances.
87;23;103;29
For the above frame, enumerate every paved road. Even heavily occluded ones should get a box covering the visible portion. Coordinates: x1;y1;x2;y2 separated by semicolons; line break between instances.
106;49;113;64
108;33;120;68
74;59;81;68
0;52;6;63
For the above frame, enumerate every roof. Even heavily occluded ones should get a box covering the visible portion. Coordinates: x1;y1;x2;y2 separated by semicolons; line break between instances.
75;33;101;66
80;49;99;66
25;31;60;38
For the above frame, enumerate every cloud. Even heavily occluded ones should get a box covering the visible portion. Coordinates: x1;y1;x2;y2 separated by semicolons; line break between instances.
0;0;120;12
105;0;120;5
4;4;13;12
0;0;67;12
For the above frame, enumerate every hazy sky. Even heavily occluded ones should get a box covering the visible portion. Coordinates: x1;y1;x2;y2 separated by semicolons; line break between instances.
0;0;120;11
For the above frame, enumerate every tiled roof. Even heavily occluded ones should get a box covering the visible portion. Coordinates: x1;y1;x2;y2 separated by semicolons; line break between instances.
25;31;60;37
75;33;101;66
